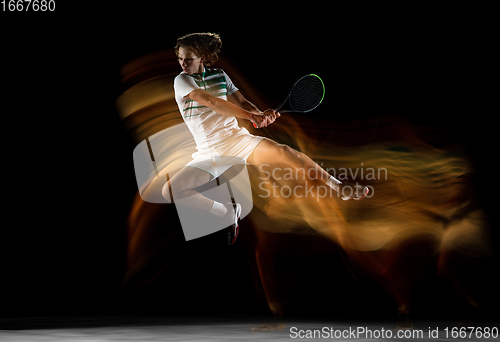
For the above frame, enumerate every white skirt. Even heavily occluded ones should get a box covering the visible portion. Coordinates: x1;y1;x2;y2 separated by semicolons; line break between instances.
186;133;266;178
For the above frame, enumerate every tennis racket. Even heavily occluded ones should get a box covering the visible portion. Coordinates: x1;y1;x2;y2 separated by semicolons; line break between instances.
253;74;325;128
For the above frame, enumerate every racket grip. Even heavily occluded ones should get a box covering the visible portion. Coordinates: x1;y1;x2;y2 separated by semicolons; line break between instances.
253;123;258;129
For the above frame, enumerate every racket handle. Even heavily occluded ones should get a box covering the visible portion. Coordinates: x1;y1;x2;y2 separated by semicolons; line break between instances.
253;123;258;129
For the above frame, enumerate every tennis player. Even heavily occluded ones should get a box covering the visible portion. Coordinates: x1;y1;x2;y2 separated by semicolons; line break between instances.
163;32;369;245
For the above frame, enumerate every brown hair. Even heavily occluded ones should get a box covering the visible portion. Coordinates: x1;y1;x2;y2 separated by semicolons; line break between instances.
174;32;222;66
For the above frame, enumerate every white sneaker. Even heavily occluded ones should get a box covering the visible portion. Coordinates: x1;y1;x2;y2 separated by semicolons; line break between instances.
339;182;370;201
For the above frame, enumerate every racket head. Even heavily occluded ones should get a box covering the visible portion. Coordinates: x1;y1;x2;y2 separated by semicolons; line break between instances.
253;74;325;128
276;74;325;113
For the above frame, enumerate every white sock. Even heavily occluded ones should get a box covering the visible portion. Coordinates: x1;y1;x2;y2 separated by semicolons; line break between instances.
326;176;342;191
209;201;227;217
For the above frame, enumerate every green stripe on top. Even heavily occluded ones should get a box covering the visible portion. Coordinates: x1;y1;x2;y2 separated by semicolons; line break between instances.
184;113;205;118
193;78;226;90
183;105;206;112
204;76;225;86
208;83;227;92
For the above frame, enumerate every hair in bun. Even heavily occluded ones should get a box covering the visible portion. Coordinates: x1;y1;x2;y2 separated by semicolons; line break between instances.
175;32;222;66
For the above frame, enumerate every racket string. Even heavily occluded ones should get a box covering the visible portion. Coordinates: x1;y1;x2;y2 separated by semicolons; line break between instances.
288;76;324;112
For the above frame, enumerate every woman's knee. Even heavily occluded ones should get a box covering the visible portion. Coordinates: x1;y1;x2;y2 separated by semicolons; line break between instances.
278;144;305;166
161;167;212;202
162;179;186;203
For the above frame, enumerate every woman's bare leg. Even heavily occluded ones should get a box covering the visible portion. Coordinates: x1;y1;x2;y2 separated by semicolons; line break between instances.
248;139;332;188
161;166;215;212
247;138;359;245
248;139;369;200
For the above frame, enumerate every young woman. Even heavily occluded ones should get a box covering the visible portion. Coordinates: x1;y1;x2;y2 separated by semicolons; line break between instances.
163;32;369;245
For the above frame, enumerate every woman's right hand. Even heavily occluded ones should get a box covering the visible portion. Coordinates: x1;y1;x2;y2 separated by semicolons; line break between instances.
252;109;280;128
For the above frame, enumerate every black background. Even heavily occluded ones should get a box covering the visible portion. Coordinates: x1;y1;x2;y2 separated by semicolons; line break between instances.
2;5;498;322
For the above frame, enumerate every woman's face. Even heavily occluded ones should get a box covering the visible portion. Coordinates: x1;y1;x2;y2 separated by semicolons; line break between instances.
177;47;204;75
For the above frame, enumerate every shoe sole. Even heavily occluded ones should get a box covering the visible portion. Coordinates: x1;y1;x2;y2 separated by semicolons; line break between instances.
341;185;370;201
354;186;370;201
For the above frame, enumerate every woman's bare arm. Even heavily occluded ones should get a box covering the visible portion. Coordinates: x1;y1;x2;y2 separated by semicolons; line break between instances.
188;89;278;128
227;90;261;114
